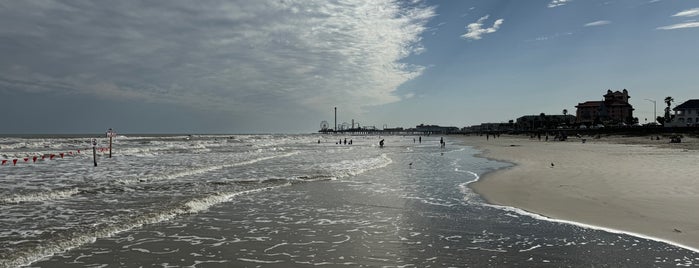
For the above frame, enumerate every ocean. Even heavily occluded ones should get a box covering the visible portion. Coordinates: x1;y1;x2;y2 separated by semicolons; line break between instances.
1;134;697;267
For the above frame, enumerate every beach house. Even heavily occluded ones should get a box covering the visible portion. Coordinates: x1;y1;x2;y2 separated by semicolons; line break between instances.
665;99;699;127
575;89;634;125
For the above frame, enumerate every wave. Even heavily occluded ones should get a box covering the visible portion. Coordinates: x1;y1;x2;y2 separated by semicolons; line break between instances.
330;153;393;179
0;188;80;205
116;151;299;184
0;185;289;268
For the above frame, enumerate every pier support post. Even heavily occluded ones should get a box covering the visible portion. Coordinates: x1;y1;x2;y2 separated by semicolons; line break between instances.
92;138;97;167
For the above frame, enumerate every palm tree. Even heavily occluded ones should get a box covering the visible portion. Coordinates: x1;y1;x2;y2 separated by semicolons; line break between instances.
664;96;674;121
562;109;568;125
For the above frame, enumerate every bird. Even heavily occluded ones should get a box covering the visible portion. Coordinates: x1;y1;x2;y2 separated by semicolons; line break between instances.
408;162;413;168
551;162;555;167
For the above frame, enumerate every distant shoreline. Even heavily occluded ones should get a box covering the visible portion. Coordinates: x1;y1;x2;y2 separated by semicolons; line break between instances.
461;134;699;251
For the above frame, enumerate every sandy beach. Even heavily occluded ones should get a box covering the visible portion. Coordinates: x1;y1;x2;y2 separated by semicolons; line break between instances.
465;134;699;250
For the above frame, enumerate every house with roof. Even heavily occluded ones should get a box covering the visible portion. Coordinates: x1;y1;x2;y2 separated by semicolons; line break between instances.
575;89;635;125
665;99;699;127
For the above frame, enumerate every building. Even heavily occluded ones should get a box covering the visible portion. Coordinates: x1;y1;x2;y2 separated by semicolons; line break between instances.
413;124;459;134
516;114;575;130
575;89;634;125
666;99;699;127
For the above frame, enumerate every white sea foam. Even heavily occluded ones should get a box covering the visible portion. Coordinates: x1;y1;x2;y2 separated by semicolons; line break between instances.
484;203;699;253
0;186;289;268
117;151;299;184
332;154;393;179
237;258;285;264
0;188;80;204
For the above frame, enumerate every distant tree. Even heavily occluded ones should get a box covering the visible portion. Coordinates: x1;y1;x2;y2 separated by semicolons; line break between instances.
562;109;569;124
656;116;666;125
664;96;674;121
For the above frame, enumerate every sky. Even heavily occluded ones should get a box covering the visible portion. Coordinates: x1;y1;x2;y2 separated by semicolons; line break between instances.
1;0;698;134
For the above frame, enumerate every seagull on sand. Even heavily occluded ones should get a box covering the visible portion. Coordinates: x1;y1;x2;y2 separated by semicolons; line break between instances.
409;162;413;168
551;162;555;167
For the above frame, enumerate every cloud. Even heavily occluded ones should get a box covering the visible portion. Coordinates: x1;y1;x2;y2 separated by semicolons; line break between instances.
461;15;504;40
672;8;699;17
584;20;611;27
0;1;436;117
548;0;571;8
526;32;573;42
656;21;699;30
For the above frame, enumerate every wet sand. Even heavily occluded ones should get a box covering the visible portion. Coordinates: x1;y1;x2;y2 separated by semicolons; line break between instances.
465;134;699;250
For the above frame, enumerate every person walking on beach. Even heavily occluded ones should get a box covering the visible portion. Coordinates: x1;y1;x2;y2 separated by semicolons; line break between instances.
419;136;421;143
344;138;347;145
379;139;384;148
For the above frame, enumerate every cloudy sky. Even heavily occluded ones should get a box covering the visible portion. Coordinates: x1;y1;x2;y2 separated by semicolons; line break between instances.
1;0;698;134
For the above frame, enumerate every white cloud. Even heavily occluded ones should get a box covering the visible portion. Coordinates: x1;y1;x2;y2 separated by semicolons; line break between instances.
461;15;504;40
527;32;573;42
656;21;699;30
584;20;611;27
672;8;699;17
0;1;436;118
548;0;571;8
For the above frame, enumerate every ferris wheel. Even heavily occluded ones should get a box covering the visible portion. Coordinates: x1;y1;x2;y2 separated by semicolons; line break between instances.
320;121;330;130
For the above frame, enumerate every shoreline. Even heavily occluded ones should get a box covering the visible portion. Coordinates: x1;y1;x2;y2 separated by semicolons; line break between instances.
460;134;699;251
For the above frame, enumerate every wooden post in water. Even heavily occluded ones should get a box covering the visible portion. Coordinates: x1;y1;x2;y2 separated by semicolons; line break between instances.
92;138;97;167
106;128;115;158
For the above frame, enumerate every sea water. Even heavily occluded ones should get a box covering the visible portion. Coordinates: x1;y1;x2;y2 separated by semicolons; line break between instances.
1;134;697;267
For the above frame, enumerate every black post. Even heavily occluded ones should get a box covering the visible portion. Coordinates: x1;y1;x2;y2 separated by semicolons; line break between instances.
92;138;97;167
106;128;115;158
334;107;337;132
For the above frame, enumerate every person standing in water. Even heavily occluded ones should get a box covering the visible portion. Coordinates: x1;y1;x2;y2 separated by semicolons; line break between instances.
379;139;384;148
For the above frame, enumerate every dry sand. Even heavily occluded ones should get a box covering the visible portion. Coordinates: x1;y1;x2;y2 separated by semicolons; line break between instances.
464;134;699;250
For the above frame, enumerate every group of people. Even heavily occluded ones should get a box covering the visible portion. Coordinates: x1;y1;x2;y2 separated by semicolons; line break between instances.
319;136;447;149
332;138;352;145
382;136;445;148
317;138;354;145
485;133;501;140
